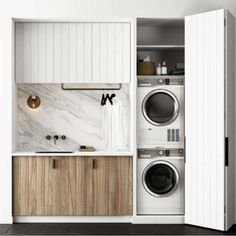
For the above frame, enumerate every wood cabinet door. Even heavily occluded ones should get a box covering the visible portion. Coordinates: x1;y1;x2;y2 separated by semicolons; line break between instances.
13;156;49;215
13;156;72;216
13;156;132;216
107;156;133;215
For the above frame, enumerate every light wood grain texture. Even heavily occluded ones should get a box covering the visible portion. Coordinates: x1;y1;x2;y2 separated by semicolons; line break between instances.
13;157;21;215
15;22;131;83
92;157;109;215
13;156;132;216
44;157;53;215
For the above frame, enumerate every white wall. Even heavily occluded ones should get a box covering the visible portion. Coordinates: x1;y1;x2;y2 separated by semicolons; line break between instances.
0;0;236;223
2;0;236;19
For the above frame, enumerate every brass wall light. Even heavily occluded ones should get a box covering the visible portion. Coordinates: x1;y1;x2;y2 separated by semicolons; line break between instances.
27;95;41;109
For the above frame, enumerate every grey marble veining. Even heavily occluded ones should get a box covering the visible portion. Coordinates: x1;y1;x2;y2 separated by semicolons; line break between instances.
17;84;130;151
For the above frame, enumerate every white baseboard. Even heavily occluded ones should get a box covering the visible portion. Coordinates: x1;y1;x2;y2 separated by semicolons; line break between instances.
132;215;185;224
14;216;132;223
14;215;185;224
0;216;13;224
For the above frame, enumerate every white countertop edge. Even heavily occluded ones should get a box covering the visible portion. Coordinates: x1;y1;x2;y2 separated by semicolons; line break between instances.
12;151;133;157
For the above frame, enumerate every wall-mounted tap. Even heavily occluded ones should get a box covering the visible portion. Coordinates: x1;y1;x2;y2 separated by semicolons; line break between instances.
53;135;59;145
45;134;67;144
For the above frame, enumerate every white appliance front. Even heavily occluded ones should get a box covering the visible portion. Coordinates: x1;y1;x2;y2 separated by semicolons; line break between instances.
137;153;184;215
137;76;184;149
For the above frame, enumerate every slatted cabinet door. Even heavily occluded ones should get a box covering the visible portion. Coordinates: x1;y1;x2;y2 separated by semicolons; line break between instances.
185;9;235;231
15;22;131;83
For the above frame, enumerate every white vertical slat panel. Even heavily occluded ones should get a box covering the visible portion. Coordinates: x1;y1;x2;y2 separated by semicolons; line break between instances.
76;23;84;82
107;23;115;83
68;23;77;83
61;23;69;83
15;23;23;83
22;23;31;83
91;23;100;82
31;23;39;83
225;10;235;231
122;23;131;83
53;23;62;83
185;9;225;231
46;23;54;83
84;23;92;83
15;22;131;83
38;23;46;83
99;23;108;83
114;23;123;83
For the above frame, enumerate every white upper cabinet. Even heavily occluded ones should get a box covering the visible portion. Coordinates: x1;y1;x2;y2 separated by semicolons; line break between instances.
185;9;235;231
15;22;131;83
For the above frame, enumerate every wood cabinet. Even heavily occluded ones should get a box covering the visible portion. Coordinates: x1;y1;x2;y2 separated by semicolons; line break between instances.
15;22;131;83
13;156;132;216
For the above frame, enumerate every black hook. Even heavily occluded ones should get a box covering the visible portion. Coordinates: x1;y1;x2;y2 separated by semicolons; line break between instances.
101;94;106;106
101;93;116;106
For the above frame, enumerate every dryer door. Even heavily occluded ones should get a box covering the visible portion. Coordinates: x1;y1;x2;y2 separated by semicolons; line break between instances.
142;89;179;126
143;161;179;197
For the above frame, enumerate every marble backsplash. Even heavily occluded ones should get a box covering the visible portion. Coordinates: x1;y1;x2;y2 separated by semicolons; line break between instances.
17;84;130;151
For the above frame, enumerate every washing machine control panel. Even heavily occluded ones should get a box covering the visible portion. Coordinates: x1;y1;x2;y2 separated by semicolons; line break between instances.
138;76;184;87
138;148;184;158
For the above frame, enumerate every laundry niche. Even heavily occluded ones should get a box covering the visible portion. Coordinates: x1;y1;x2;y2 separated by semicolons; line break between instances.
136;9;235;232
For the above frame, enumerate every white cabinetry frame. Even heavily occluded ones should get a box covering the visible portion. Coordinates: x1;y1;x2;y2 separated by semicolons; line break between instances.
15;22;131;83
185;9;235;231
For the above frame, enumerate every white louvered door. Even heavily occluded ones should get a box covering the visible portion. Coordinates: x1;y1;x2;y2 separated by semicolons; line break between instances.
185;9;235;231
15;22;131;83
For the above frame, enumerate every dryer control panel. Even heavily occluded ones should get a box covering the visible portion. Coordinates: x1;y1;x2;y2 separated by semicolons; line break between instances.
138;76;184;87
138;148;184;158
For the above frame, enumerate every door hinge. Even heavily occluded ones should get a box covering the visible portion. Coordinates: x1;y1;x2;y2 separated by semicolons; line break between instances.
224;18;226;26
224;205;226;214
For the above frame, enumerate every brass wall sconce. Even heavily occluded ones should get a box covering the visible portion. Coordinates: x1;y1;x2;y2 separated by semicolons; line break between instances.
27;95;41;109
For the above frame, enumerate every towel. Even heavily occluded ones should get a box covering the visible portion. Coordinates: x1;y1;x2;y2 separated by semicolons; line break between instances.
102;97;128;151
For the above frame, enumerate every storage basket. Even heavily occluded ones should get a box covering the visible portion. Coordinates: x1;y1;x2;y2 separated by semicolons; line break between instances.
137;62;155;75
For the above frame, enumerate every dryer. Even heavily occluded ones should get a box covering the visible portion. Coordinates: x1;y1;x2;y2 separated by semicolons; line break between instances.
137;148;184;215
137;76;184;148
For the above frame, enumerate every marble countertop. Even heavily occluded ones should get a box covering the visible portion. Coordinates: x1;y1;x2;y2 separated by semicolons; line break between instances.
12;151;133;157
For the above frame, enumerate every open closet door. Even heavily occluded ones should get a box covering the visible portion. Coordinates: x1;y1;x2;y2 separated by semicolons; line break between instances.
185;9;235;231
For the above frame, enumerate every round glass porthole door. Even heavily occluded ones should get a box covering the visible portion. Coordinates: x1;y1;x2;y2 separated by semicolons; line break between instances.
142;161;179;197
142;89;179;126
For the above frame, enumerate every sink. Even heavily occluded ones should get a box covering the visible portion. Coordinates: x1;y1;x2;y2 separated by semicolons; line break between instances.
35;151;74;154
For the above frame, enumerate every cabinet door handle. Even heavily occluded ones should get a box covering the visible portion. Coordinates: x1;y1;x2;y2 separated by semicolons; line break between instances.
225;137;229;167
52;159;56;169
92;159;97;169
184;136;186;163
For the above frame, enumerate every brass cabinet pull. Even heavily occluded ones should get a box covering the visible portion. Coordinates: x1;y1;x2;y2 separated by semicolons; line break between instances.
52;159;56;169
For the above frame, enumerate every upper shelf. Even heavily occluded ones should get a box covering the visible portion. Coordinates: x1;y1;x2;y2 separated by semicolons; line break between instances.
137;45;185;51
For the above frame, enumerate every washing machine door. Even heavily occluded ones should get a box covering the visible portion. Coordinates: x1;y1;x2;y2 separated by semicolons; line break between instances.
143;161;179;197
142;89;179;126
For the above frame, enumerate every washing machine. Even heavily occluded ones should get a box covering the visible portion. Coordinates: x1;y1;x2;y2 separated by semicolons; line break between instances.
137;76;184;148
137;148;184;215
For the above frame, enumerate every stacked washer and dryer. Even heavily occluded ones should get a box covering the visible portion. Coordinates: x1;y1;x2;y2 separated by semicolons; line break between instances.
137;75;185;215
